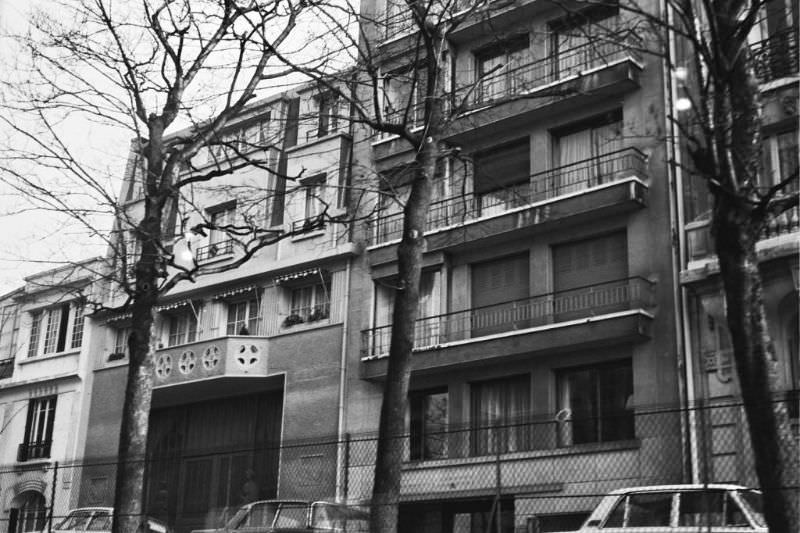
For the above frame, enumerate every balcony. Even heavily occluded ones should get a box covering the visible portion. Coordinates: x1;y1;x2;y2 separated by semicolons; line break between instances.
751;28;799;84
453;34;641;112
17;441;51;462
361;277;654;377
367;148;648;249
195;239;234;263
686;204;799;263
153;335;271;390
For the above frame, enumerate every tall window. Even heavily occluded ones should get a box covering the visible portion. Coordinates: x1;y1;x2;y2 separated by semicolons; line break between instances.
761;129;798;188
299;174;326;229
475;35;530;104
111;327;130;360
470;375;530;456
209;203;236;245
227;297;261;336
551;6;619;80
473;138;530;216
12;491;47;533
316;93;339;138
167;307;200;347
373;270;439;350
471;253;530;337
19;396;57;461
288;280;330;325
557;359;634;446
27;303;83;358
552;111;623;193
409;389;448;460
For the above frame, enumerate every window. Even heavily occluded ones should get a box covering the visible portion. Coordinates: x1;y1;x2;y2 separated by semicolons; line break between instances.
605;492;672;528
475;35;530;104
761;128;798;188
19;396;56;462
471;253;530;337
70;303;84;349
167;308;200;346
295;174;326;231
210;203;236;245
227;297;261;336
287;280;330;326
473;138;530;216
551;6;619;80
748;0;797;81
557;359;634;446
316;93;339;138
27;303;84;358
409;389;448;460
110;327;130;361
678;490;749;528
552;111;623;193
471;374;530;456
400;498;515;533
11;491;47;533
552;232;628;320
382;68;426;128
373;269;440;351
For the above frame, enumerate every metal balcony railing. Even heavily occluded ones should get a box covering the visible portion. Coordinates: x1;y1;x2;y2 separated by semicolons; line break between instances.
17;440;52;462
751;28;799;83
368;147;647;245
0;357;13;379
361;276;655;358
283;302;331;327
453;34;641;110
195;239;234;263
686;203;800;261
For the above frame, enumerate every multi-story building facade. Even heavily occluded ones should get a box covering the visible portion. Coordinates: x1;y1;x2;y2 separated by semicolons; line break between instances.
680;0;798;486
0;263;98;533
77;86;358;532
343;0;689;530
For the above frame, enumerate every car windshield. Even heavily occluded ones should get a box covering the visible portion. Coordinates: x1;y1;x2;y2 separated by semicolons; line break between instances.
737;490;765;527
56;510;94;530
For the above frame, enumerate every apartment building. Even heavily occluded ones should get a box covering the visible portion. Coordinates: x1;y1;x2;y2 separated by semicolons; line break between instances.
680;0;798;485
77;85;357;533
0;263;98;532
343;0;687;530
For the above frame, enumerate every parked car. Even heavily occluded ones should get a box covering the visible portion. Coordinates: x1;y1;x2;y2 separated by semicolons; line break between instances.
191;500;369;533
539;484;765;532
54;507;169;533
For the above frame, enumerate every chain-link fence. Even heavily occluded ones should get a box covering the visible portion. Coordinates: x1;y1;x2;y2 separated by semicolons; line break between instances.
1;397;797;533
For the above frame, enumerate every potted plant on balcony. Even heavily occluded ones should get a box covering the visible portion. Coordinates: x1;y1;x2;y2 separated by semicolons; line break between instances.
308;306;329;322
282;313;304;327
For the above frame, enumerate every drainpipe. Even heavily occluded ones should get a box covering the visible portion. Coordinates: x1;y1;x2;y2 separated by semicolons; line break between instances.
335;259;352;502
662;0;700;483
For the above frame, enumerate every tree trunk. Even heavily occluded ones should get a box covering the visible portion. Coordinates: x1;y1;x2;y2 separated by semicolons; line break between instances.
370;135;437;533
112;119;166;533
714;209;800;533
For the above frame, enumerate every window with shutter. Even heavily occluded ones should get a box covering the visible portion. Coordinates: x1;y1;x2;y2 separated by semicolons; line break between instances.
471;253;530;337
473;139;530;216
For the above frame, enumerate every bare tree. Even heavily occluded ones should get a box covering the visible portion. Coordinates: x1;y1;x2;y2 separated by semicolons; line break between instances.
0;1;347;531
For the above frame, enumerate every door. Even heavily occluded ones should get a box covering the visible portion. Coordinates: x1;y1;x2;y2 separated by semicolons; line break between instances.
471;254;530;337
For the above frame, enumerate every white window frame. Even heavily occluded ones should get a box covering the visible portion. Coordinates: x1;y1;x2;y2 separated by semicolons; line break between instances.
27;303;84;358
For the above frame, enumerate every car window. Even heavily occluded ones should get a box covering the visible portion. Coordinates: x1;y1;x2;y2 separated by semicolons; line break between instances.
627;492;673;527
602;497;626;528
57;510;94;531
244;502;279;528
274;504;308;529
679;490;750;527
86;511;112;531
738;490;765;528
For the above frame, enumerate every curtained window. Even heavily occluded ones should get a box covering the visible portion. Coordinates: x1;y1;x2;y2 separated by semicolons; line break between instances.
470;374;530;455
557;359;634;446
552;111;623;193
409;389;448;460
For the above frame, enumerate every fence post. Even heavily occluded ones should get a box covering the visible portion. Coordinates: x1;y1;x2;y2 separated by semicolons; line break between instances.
48;461;58;533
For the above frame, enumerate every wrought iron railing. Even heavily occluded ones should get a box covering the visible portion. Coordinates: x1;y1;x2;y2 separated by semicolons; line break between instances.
361;276;655;357
283;302;332;328
686;204;800;261
0;358;13;379
17;440;52;462
751;28;799;83
453;34;641;109
195;239;235;263
368;147;647;245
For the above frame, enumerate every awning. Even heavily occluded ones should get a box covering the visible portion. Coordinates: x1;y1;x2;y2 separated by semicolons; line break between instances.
156;299;193;312
213;284;258;300
275;268;325;285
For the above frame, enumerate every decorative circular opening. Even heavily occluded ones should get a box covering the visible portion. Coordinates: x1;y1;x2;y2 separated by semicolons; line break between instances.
178;350;196;375
202;345;221;370
155;354;173;379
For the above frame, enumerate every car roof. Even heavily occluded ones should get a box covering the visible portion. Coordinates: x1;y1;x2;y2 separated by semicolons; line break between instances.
606;484;757;495
64;508;114;514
